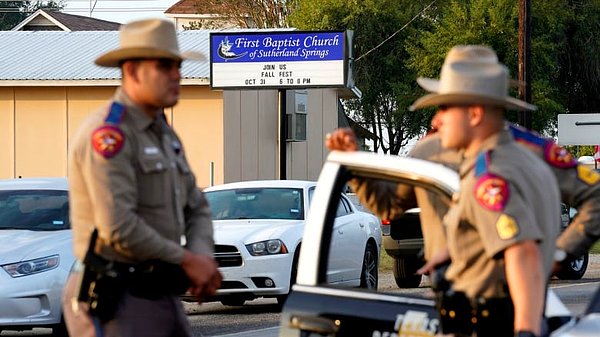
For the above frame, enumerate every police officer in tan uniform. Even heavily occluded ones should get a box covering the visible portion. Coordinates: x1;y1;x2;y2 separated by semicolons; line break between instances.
62;19;221;337
328;45;561;337
412;45;560;337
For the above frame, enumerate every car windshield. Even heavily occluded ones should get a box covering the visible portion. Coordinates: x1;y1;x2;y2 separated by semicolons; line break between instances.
206;187;304;220
0;190;69;231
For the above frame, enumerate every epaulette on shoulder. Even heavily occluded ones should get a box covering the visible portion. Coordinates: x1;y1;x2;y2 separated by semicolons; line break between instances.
508;124;545;149
104;102;126;125
475;150;492;177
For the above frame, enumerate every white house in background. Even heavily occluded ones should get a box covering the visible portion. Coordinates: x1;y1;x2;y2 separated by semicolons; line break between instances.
11;9;120;31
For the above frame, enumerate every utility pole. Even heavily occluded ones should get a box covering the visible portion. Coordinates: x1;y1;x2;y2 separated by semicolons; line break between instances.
518;0;532;129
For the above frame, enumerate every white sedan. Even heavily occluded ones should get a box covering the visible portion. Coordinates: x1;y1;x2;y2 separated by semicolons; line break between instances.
0;178;72;336
202;179;381;306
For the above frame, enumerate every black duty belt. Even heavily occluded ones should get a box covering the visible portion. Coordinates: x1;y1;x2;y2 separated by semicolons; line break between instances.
112;260;190;299
437;290;514;337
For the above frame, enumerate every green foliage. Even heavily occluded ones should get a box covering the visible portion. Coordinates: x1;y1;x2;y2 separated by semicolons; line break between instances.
0;1;63;30
564;145;597;158
290;0;438;153
291;0;599;151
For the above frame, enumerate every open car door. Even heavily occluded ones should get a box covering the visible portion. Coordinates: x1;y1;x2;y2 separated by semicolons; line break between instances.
279;151;459;337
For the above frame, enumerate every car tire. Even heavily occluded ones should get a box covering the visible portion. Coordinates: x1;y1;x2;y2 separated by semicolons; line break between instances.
220;297;246;306
359;241;378;290
392;256;422;288
555;252;589;280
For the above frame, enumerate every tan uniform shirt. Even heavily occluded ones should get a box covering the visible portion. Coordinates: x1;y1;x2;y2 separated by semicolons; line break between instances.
508;124;600;257
444;130;560;299
350;135;462;261
68;89;214;264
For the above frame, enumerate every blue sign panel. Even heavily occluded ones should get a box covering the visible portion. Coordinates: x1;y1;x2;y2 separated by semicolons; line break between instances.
210;31;348;89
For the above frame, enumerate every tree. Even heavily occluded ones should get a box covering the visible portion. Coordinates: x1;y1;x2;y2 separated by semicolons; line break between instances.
557;0;600;115
183;0;297;29
406;0;600;135
289;0;441;154
0;1;63;30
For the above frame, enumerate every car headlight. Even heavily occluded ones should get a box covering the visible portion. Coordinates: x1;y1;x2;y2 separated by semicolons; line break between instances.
1;255;60;278
246;240;288;256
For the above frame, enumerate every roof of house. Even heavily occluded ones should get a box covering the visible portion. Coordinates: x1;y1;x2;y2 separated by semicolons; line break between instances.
12;9;121;31
0;30;210;85
165;0;206;15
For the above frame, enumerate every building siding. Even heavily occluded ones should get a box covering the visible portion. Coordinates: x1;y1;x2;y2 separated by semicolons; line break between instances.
0;85;225;188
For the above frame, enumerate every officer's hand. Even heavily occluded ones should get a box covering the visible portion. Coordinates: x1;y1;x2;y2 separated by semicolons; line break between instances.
326;128;358;152
416;249;450;275
181;250;222;303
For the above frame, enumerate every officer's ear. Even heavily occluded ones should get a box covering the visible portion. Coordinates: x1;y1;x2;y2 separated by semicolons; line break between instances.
121;60;142;83
467;105;485;127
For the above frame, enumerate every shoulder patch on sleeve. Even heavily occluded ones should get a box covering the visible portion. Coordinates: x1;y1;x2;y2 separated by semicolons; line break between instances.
544;142;577;168
474;173;510;211
92;125;124;158
577;165;600;185
496;214;520;240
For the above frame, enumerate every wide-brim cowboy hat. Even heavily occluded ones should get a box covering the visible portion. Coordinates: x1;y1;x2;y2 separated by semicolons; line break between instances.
409;45;536;112
95;19;205;67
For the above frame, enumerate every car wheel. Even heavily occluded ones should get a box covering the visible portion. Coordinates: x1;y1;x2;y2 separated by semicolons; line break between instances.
392;256;422;288
359;242;378;290
556;252;589;280
220;297;246;306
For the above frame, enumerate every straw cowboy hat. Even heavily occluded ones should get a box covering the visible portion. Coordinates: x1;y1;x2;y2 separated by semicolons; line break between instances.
95;19;204;67
409;45;536;111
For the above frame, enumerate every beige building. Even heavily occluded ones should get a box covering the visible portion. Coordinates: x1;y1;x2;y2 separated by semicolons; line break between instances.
0;29;356;187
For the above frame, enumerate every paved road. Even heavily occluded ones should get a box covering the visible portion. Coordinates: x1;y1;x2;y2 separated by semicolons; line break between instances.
204;254;600;337
2;255;599;337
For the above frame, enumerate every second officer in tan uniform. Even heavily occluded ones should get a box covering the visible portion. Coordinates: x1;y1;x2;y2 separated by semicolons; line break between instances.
411;45;560;337
62;19;221;337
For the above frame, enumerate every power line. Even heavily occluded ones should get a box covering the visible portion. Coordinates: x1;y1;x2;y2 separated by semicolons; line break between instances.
356;0;437;62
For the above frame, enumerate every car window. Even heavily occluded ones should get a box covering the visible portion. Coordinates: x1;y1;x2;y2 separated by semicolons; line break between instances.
0;190;69;230
335;196;351;217
205;187;304;220
323;173;452;294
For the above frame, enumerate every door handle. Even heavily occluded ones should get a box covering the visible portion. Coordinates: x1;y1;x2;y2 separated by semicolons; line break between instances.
289;315;340;336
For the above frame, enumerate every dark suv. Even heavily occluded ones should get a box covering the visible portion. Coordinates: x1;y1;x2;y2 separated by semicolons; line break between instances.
382;202;589;288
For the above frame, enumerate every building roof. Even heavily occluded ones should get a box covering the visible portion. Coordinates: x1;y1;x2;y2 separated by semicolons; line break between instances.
165;0;206;15
0;30;210;86
11;9;121;31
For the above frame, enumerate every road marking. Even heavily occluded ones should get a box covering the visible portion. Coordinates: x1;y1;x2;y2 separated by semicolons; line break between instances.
212;326;279;337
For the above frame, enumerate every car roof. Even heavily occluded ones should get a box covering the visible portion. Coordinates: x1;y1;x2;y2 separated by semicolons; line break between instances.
0;177;68;191
204;179;316;192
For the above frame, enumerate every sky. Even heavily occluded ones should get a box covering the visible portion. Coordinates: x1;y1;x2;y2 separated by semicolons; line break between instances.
62;0;180;24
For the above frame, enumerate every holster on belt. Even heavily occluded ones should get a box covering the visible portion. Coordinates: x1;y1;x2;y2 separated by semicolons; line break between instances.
472;296;514;337
436;289;514;337
74;229;128;323
436;290;473;336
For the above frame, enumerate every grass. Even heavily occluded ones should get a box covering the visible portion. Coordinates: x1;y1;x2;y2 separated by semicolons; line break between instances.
378;240;600;274
379;250;394;272
591;241;600;254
